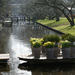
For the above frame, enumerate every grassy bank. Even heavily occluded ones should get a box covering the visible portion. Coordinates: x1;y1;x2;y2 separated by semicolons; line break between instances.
37;18;75;35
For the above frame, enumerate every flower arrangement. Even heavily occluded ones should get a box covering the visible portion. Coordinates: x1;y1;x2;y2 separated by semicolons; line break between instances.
39;38;44;44
43;41;54;48
32;40;42;48
30;37;39;43
61;40;71;48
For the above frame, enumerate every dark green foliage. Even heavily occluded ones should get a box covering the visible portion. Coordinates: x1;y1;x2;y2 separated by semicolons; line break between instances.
43;34;60;43
54;44;58;47
49;35;55;42
62;41;71;48
61;33;75;46
64;35;75;42
54;35;60;42
61;33;71;40
43;34;51;43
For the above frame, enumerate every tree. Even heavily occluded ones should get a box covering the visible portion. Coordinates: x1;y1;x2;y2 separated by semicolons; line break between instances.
4;0;11;17
0;0;4;17
35;0;75;26
0;0;11;19
20;0;58;21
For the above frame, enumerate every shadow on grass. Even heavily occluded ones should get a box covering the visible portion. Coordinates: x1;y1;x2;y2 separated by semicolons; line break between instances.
47;21;56;26
60;25;73;31
66;26;73;30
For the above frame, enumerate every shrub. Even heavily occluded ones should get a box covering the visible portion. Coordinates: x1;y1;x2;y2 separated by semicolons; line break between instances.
61;40;71;48
54;35;60;43
64;35;75;42
61;33;71;40
43;34;51;43
49;35;55;42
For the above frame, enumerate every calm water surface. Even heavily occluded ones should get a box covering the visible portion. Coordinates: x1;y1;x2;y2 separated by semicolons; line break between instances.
0;21;75;75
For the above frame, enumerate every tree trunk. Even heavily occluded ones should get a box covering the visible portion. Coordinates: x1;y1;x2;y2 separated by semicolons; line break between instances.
70;10;74;26
70;20;74;26
56;16;60;21
62;10;74;26
55;9;60;22
49;16;51;20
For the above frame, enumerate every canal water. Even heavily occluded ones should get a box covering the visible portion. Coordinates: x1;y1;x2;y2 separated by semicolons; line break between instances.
0;21;75;75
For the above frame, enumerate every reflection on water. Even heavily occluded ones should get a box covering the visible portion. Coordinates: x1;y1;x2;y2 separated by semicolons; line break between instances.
18;63;75;75
0;21;74;75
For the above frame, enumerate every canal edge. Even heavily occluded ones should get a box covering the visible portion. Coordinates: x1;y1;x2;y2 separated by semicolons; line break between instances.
35;22;65;35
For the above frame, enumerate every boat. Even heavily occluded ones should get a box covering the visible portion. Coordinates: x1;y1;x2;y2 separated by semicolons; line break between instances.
0;54;9;63
18;53;75;64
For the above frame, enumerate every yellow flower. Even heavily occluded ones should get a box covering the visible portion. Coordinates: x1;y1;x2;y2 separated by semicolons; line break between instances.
32;42;35;45
43;41;54;48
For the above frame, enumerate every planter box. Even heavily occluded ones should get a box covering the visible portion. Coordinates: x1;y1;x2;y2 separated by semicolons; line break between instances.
70;47;75;57
53;47;60;58
33;47;41;58
62;47;71;59
45;48;54;59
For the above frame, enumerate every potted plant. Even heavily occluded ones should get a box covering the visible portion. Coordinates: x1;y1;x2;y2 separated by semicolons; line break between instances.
64;35;75;45
39;38;45;53
32;40;42;58
61;40;71;59
43;41;54;59
30;37;40;55
42;34;55;53
53;35;60;58
64;35;75;57
42;34;51;53
54;35;60;45
70;44;75;57
53;43;59;58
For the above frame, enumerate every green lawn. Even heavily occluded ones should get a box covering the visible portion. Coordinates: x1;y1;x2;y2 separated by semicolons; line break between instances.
37;18;70;27
37;18;75;35
53;25;75;35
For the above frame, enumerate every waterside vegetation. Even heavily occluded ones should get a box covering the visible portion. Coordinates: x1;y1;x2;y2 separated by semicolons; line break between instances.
37;18;75;35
